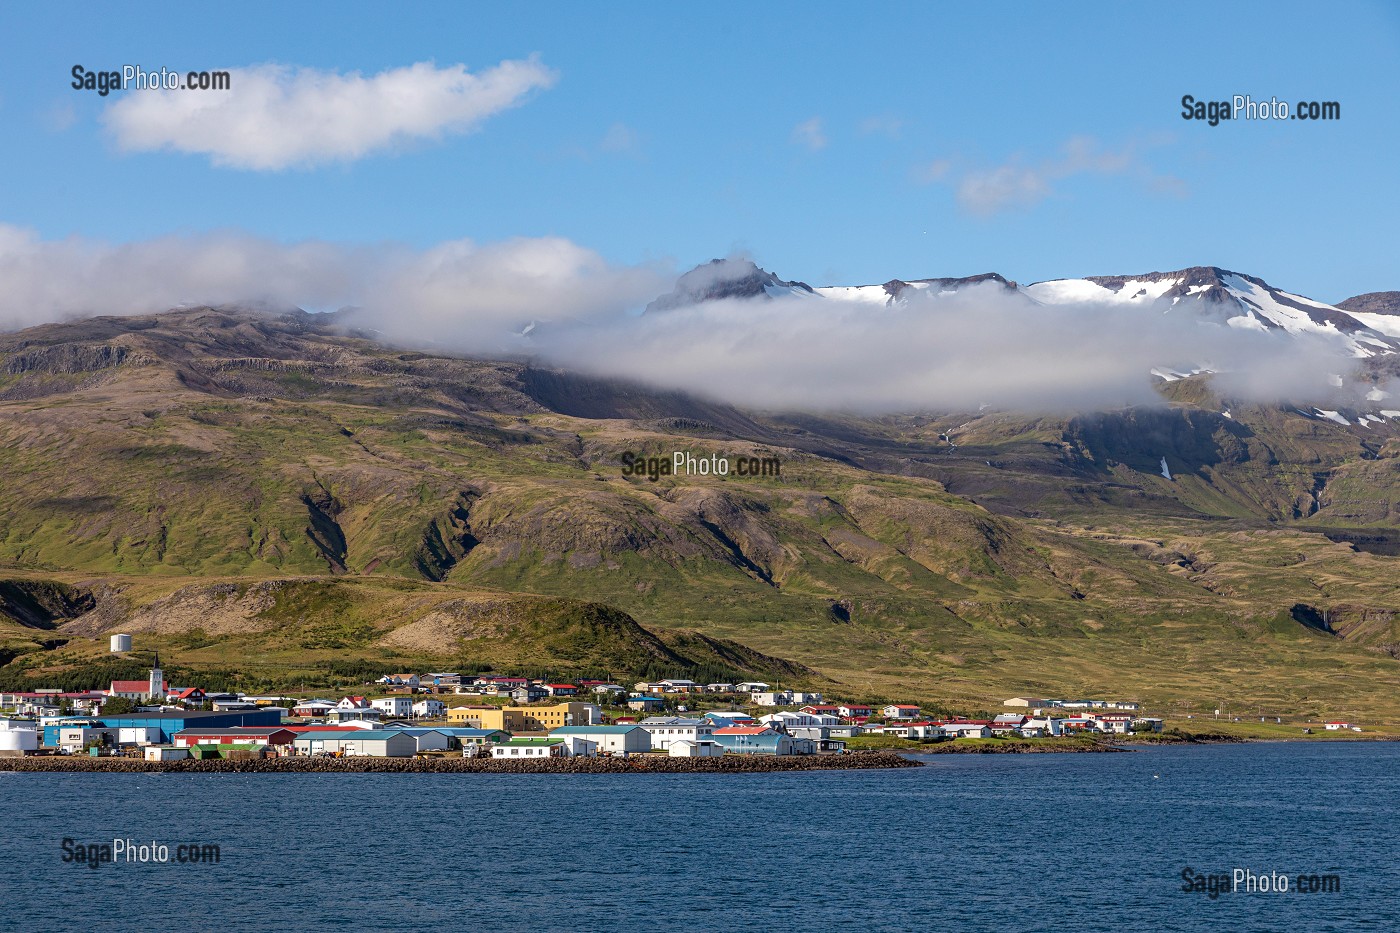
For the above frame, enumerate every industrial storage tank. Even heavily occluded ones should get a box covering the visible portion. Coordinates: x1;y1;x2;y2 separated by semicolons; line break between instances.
0;724;40;752
110;633;132;653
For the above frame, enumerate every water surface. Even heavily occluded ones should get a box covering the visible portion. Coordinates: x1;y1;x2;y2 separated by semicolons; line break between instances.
2;742;1393;931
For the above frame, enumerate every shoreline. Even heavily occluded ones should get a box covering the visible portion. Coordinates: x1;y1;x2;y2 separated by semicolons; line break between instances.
898;731;1253;754
0;751;921;774
903;739;1133;754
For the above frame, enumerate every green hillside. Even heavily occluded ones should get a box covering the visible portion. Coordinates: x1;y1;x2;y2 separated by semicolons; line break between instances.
2;306;1399;721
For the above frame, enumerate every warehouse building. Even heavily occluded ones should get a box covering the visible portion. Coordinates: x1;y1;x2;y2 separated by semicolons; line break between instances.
550;724;650;755
44;709;284;747
291;730;419;758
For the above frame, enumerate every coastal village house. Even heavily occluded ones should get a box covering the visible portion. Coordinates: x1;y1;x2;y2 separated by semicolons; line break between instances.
637;717;716;751
371;697;413;719
551;724;651;755
413;699;446;719
492;737;570;758
446;702;595;733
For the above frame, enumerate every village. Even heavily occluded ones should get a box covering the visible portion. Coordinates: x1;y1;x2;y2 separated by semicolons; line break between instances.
0;647;1196;761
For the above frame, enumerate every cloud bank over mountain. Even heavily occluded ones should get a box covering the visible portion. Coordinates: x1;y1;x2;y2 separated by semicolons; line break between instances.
0;224;1381;413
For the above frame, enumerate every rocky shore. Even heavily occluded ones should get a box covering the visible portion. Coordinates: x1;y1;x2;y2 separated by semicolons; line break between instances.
0;751;921;774
1114;730;1245;745
910;740;1128;754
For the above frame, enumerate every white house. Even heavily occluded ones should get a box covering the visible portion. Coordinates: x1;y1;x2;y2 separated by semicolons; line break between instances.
1022;717;1064;736
637;717;715;751
1095;715;1133;734
412;699;446;719
752;691;792;707
735;682;771;694
371;697;414;719
942;722;991;739
337;696;370;710
906;722;945;740
550;725;650;755
760;711;838;731
669;739;724;758
882;705;920;720
1324;721;1353;731
491;737;581;758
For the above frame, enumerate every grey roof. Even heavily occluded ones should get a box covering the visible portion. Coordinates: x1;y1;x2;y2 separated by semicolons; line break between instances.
293;730;414;741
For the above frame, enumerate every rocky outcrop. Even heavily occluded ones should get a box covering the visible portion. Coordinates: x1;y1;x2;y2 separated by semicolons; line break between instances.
645;258;813;313
1337;292;1400;316
2;344;140;375
0;580;96;630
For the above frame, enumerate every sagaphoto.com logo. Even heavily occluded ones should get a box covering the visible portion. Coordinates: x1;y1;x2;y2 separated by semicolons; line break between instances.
61;837;222;870
72;64;231;96
1181;94;1340;126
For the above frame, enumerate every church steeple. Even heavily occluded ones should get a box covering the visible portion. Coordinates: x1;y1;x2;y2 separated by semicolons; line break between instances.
148;652;164;701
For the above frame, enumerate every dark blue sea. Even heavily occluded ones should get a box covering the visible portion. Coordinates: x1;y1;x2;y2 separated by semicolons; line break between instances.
2;742;1395;932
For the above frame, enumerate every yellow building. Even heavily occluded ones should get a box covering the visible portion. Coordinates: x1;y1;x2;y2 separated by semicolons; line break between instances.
446;702;591;732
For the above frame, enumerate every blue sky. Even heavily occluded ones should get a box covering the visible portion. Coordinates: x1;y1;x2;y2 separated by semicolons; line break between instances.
1;0;1397;303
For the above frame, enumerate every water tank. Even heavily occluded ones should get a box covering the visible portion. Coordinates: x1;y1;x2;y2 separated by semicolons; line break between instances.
0;729;39;752
110;633;132;653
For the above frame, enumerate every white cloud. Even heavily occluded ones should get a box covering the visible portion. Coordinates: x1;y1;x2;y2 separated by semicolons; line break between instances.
913;158;952;184
858;115;903;139
543;285;1354;412
599;122;639;153
920;136;1181;217
0;224;666;346
956;163;1052;215
792;117;827;152
102;58;557;170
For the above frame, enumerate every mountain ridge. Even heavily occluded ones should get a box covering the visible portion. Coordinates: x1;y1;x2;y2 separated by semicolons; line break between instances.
643;260;1400;359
